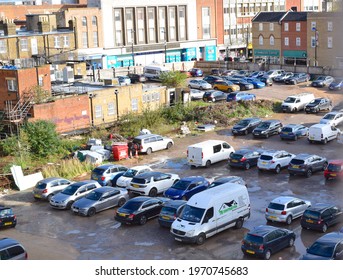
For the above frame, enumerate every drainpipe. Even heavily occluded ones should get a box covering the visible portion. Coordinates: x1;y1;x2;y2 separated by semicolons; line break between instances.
114;89;119;121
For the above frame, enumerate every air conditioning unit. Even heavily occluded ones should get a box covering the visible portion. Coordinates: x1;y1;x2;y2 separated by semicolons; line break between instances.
63;66;74;83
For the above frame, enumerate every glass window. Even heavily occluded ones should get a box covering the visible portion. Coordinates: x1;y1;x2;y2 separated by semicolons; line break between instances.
92;16;97;26
82;32;88;48
0;40;7;53
259;23;263;31
93;31;98;47
54;36;60;48
328;21;333;32
328;37;333;48
7;79;17;91
108;102;115;116
82;16;87;27
63;36;69;47
284;37;289;46
213;144;222;154
296;22;301;31
137;8;145;43
202;7;210;39
159;7;166;41
169;6;177;40
179;6;186;40
296;37;301;47
284;22;289;31
126;8;134;45
259;35;263;45
311;21;316;30
270;35;274;46
270;23;274;31
20;38;28;51
311;36;316;48
131;98;138;111
95;105;102;119
147;7;156;43
114;9;123;46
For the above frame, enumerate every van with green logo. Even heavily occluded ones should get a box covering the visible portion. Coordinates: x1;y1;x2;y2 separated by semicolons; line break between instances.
170;183;250;245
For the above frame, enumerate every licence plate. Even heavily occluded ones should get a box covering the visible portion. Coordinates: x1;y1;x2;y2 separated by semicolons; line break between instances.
175;238;182;242
4;222;12;226
306;219;314;223
162;216;170;220
118;213;126;217
189;159;193;163
232;160;238;163
330;174;337;177
283;132;288;135
310;137;314;140
133;184;139;188
246;250;255;254
292;165;299;169
34;194;42;198
262;161;268;165
269;216;276;220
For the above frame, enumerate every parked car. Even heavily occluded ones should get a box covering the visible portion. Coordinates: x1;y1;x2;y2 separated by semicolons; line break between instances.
227;92;256;102
232;117;262;135
221;69;239;76
263;69;285;80
272;72;293;82
279;124;309;141
117;76;131;85
249;71;266;79
225;78;254;90
259;76;273;86
213;80;240;92
127;73;146;83
189;89;205;100
202;90;227;102
281;92;315;113
288;153;328;178
252;119;283;138
71;187;129;216
257;150;295;174
324;159;343;180
164;176;209;200
320;111;343;127
0;238;27;260
311;75;335;87
302;232;343;260
188;79;212;90
158;200;187;228
308;123;341;144
110;171;126;187
265;196;311;225
128;171;180;197
0;206;16;229
305;97;332;113
116;165;153;188
284;72;310;84
32;177;73;201
188;68;204;77
49;180;102;210
210;68;223;76
115;196;170;225
208;176;247;187
229;149;262;170
241;225;295;260
301;203;343;232
329;78;343;91
203;75;223;85
91;164;128;186
244;77;266;89
133;134;174;155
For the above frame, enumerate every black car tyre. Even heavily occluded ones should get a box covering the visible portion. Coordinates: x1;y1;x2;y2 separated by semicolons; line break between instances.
265;133;269;139
199;86;203;90
212;97;216;102
264;249;272;260
322;224;328;233
323;138;328;144
275;165;281;174
205;160;211;168
118;198;126;207
322;162;328;171
66;201;73;210
286;215;292;225
87;207;96;217
182;196;187;201
149;188;158;197
47;194;53;202
196;233;206;245
306;169;313;178
213;87;218;90
146;147;152;155
166;142;173;149
139;215;147;225
288;237;295;247
293;135;298;141
244;130;248;135
245;162;250;170
235;218;244;229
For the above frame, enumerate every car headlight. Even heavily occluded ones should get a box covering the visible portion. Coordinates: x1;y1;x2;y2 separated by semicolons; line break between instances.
186;230;195;237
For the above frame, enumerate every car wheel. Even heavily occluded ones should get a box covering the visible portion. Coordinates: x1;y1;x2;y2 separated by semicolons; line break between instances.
118;198;126;207
244;130;248;135
196;233;206;245
322;162;328;171
322;224;328;233
205;160;211;168
245;162;251;170
139;215;147;225
286;215;292;225
235;218;244;229
288;237;295;247
214;87;218;90
264;249;272;260
228;88;232;93
66;201;73;210
199;86;203;90
265;133;269;139
275;165;281;174
149;188;158;197
87;207;96;217
212;97;216;102
182;196;187;201
306;169;313;178
106;181;112;186
323;138;328;144
166;142;173;149
293;135;298;141
47;194;53;202
146;147;152;155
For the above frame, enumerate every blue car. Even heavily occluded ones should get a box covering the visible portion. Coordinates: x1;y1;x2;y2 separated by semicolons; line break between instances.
163;176;209;200
244;78;266;89
279;124;308;141
91;164;128;186
227;92;256;102
329;79;343;91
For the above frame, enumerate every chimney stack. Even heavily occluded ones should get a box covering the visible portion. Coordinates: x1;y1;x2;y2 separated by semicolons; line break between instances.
3;19;17;36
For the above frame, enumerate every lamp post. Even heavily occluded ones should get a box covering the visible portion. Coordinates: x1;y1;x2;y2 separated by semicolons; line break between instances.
131;30;135;66
164;40;167;64
312;27;318;66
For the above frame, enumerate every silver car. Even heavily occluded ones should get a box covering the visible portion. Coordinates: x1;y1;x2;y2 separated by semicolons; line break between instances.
265;196;311;225
49;180;101;210
188;79;212;90
71;187;129;216
32;177;73;201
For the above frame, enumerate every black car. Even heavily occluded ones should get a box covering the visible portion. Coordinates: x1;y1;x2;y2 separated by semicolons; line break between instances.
232;117;262;135
311;75;334;87
0;206;17;229
229;149;262;170
115;196;170;225
252;120;283;138
302;232;343;260
225;78;254;90
305;97;332;114
284;72;309;85
128;73;146;83
203;75;223;85
329;78;343;91
158;200;187;228
288;153;328;178
301;203;343;233
202;90;227;102
241;225;295;260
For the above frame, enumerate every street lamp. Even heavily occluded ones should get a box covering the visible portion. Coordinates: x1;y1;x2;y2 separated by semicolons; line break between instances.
131;30;135;66
164;40;167;64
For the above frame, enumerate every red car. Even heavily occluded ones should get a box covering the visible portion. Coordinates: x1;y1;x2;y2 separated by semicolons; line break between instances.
324;160;343;180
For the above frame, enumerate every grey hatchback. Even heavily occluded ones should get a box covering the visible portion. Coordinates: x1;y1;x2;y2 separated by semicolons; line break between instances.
32;177;73;201
0;238;27;260
158;200;187;228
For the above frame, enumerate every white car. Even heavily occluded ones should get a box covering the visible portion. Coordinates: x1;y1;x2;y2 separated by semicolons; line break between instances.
188;79;212;90
116;165;153;188
320;111;343;127
128;171;180;197
257;150;296;174
133;134;174;155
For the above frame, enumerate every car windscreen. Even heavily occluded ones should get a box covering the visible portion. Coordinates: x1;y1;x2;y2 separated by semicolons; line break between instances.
290;159;305;165
160;206;177;216
123;169;138;178
61;183;83;195
244;234;263;244
0;208;13;217
35;182;48;189
171;180;190;190
268;202;285;211
236;120;250;126
281;127;293;132
228;93;237;98
323;114;335;120
180;205;205;223
260;155;273;160
85;191;102;201
309;99;321;105
307;241;335;258
257;122;270;129
231;153;244;160
327;164;342;172
92;168;105;175
303;210;320;219
284;97;296;103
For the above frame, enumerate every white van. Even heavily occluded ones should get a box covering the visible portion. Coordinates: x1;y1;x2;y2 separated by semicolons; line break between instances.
170;183;250;245
308;123;341;144
143;65;170;81
187;140;235;168
281;92;315;112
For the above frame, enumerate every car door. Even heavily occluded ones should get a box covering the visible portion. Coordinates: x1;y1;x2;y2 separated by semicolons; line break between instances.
155;135;165;151
290;199;306;218
329;207;343;226
280;152;292;167
101;190;120;211
156;173;172;193
311;156;323;171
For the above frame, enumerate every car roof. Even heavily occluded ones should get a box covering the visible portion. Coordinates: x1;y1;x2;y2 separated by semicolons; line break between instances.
234;148;254;154
270;196;298;204
134;134;161;140
39;177;65;183
134;171;167;179
307;203;336;212
72;180;97;186
128;165;152;171
283;123;301;128
241;117;261;122
261;149;283;155
96;164;124;169
293;153;314;160
314;232;343;244
162;200;187;208
328;159;343;165
93;186;117;193
128;196;154;203
248;225;279;237
262;119;280;123
0;206;12;211
180;176;205;182
0;237;22;248
213;176;243;183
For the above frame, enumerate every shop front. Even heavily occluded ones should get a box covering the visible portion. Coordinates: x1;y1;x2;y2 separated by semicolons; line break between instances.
254;49;280;64
283;50;307;66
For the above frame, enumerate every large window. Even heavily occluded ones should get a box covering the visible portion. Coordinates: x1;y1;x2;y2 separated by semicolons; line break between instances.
108;102;115;116
159;7;166;41
137;8;145;44
202;7;210;39
7;79;17;91
114;9;123;46
179;6;186;40
284;22;289;31
0;40;7;53
54;36;60;48
259;35;263;45
82;32;88;48
93;31;98;48
328;37;333;48
92;16;97;26
270;35;275;46
296;22;301;31
20;38;28;51
284;37;289;46
296;37;301;47
328;21;333;32
126;8;134;45
82;16;87;27
147;7;156;43
95;105;102;119
63;36;69;48
169;7;176;41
